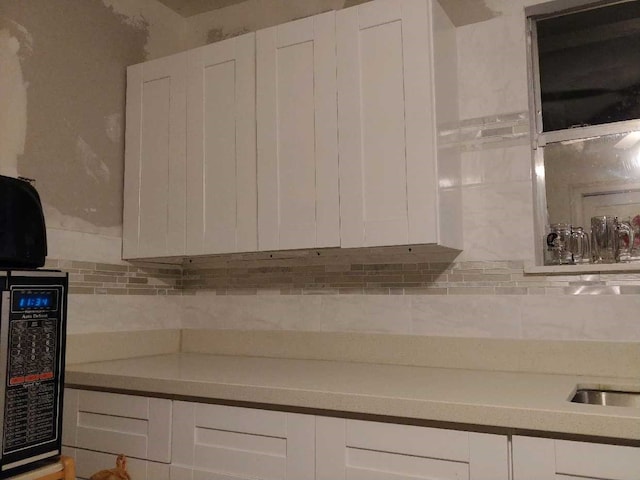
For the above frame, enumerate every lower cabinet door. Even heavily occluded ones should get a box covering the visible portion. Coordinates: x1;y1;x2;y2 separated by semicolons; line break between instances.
62;447;169;480
512;436;640;480
63;389;172;463
170;401;315;480
316;417;509;480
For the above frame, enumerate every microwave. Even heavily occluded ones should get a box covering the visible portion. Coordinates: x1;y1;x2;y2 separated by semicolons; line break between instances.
0;270;68;477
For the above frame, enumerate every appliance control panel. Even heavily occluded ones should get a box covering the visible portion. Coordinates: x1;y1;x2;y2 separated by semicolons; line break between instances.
4;287;61;454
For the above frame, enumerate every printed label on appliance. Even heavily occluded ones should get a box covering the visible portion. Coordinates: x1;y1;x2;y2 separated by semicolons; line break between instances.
3;318;58;454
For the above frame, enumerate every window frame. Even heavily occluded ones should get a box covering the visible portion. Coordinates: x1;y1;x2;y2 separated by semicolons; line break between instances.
526;0;640;266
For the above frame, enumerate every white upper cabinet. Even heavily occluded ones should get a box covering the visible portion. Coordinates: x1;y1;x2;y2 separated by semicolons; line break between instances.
123;0;461;259
256;11;340;251
336;0;462;249
186;33;257;255
123;52;187;259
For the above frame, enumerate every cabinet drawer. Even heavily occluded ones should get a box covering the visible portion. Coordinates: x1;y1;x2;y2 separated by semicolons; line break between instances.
317;417;509;480
63;389;172;463
513;436;640;480
171;401;314;480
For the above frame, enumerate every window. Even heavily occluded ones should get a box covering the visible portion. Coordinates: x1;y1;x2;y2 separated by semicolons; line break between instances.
527;0;640;266
534;0;640;132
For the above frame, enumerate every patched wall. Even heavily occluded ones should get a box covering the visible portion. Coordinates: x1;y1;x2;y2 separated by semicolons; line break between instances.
0;0;184;247
0;0;186;335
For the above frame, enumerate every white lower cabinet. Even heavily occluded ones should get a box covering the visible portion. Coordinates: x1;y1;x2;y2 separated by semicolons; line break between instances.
512;436;640;480
63;389;639;480
170;401;315;480
316;417;509;480
169;403;508;480
62;389;172;480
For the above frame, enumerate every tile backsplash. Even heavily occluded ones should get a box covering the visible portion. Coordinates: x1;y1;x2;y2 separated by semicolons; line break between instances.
56;254;640;297
44;259;181;296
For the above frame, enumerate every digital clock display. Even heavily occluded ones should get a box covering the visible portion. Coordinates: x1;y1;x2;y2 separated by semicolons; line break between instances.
12;290;58;312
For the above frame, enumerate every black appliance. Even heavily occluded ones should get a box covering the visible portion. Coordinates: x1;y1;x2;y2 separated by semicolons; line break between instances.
0;176;68;476
0;271;68;477
0;176;47;269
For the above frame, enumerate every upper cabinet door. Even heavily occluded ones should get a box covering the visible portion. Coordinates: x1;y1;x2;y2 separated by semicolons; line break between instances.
256;12;340;251
337;0;438;248
186;33;257;256
123;53;187;259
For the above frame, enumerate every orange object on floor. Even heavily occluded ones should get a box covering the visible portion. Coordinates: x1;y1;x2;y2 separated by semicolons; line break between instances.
89;454;131;480
10;456;75;480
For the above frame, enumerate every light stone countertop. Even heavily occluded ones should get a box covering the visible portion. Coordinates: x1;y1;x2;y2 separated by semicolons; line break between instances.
65;352;640;443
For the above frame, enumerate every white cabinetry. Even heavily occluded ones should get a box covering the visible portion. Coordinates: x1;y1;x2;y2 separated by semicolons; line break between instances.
62;389;172;479
186;33;258;256
123;0;461;259
316;417;509;480
337;0;461;248
512;436;640;480
170;401;315;480
256;12;340;251
123;52;187;259
63;389;638;480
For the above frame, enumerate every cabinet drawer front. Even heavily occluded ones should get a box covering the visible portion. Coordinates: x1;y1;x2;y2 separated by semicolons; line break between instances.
63;389;171;463
513;436;640;480
555;440;640;480
63;447;169;480
172;401;314;480
317;417;508;480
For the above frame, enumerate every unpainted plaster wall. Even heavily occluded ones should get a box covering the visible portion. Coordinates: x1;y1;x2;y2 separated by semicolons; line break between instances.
185;0;372;47
0;0;184;248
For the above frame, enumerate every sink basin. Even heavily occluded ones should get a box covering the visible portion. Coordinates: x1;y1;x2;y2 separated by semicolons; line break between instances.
571;389;640;408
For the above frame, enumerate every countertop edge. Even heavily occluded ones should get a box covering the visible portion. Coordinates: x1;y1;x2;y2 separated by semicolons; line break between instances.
64;354;640;444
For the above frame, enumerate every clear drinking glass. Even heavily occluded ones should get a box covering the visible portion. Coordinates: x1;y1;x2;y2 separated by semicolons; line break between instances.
591;216;634;263
616;218;636;262
545;224;589;265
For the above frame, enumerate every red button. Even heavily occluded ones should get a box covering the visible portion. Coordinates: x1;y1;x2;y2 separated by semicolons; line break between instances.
25;374;38;383
9;377;25;385
39;372;54;381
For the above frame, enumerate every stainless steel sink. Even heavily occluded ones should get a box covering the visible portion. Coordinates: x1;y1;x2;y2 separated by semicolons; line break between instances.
571;389;640;408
